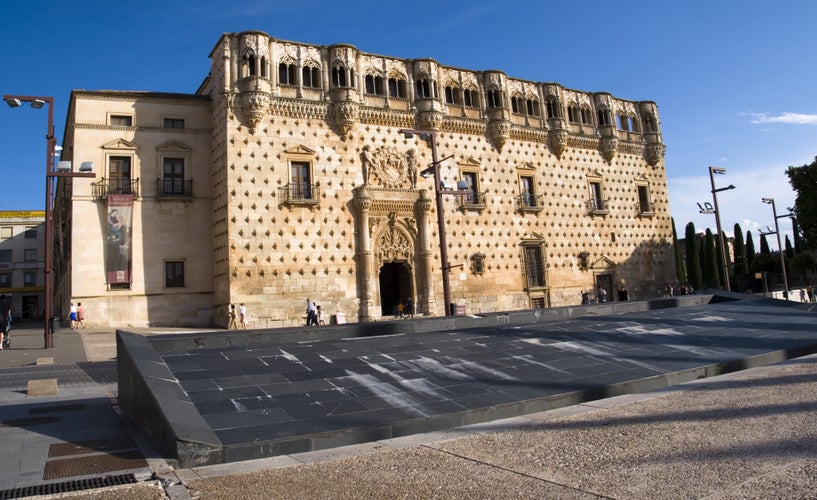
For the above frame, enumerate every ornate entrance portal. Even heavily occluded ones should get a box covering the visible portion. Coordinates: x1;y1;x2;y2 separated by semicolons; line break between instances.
379;261;413;316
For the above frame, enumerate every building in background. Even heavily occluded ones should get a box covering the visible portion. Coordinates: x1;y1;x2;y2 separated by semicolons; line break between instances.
55;30;673;328
0;211;45;321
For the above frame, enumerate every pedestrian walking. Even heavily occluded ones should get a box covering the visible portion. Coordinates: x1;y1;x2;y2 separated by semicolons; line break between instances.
0;295;10;350
69;302;78;329
306;299;318;326
239;303;248;329
77;302;86;328
228;304;238;329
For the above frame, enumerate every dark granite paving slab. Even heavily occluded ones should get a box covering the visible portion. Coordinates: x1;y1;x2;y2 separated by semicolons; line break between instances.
124;296;817;466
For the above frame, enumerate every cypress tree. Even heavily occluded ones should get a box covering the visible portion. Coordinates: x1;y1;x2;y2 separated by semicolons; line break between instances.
760;233;771;256
745;231;756;269
672;218;686;284
785;235;794;260
703;229;718;288
733;223;748;274
684;222;702;290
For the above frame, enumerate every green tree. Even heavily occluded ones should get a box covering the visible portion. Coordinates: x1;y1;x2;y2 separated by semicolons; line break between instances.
746;231;757;268
785;235;794;260
684;222;702;290
760;233;771;256
790;252;817;281
786;156;817;250
672;218;686;284
792;218;802;252
733;223;748;274
702;229;719;288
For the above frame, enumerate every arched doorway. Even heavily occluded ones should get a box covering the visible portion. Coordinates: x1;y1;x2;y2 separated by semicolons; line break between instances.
379;262;412;317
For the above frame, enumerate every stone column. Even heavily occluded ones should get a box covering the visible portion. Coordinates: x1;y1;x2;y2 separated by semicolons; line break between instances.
353;187;374;321
414;190;435;316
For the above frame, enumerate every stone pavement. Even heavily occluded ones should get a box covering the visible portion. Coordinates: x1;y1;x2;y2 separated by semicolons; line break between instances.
0;295;815;498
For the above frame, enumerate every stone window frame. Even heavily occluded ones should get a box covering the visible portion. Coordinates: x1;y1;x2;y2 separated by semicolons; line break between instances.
470;252;485;275
586;170;609;216
281;146;319;207
156;142;193;199
521;238;548;291
164;260;185;289
162;117;185;129
0;227;11;239
458;161;486;212
108;114;133;127
635;177;655;217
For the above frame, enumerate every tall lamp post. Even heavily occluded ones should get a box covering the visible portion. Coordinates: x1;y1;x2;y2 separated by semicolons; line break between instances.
761;197;790;300
399;128;464;316
4;94;95;348
707;166;735;291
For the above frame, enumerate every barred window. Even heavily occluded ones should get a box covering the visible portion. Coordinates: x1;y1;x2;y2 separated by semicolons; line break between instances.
523;244;546;288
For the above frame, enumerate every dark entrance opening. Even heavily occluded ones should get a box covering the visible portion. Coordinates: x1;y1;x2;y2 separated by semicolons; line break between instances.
379;262;412;317
596;273;613;303
22;295;39;320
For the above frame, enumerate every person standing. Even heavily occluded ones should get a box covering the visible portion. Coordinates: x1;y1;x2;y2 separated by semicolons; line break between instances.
69;302;78;329
306;298;318;326
406;297;414;319
228;304;238;329
77;302;86;328
0;295;10;350
239;303;248;329
581;290;590;305
317;305;326;325
598;286;607;303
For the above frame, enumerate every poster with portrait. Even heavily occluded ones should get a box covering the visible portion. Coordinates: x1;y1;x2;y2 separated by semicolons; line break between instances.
105;194;133;284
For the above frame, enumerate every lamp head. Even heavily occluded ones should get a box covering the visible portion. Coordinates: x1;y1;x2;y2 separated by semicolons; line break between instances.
403;132;414;139
762;197;774;204
710;167;727;174
726;184;735;190
4;98;21;108
30;99;45;109
419;166;435;179
79;161;94;172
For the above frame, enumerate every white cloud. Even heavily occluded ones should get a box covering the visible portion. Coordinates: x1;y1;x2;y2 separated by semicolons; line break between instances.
745;112;817;125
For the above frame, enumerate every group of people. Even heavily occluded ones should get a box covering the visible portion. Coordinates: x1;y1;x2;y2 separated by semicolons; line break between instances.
581;285;629;304
69;302;86;328
305;298;326;326
396;298;414;319
800;285;815;303
228;303;248;329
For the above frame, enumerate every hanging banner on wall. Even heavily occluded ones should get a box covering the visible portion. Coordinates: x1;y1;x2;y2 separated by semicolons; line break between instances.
105;194;133;284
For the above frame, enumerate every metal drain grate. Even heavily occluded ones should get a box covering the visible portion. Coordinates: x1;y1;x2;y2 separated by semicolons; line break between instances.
0;473;136;499
43;450;148;480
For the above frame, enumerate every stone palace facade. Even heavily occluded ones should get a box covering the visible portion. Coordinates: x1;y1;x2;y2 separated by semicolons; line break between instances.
55;30;673;328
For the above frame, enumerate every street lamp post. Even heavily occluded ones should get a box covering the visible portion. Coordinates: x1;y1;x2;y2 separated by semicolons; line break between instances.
4;94;95;348
708;166;735;291
761;197;790;300
399;128;465;316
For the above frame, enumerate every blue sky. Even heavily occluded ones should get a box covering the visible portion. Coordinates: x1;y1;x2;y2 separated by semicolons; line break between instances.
2;0;815;245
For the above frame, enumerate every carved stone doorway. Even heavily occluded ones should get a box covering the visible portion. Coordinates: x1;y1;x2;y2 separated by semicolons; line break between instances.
379;262;413;317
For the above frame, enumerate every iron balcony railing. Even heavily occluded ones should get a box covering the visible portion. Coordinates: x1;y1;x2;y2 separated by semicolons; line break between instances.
586;198;609;214
516;192;544;211
92;178;140;200
459;191;487;210
278;183;320;205
156;178;193;198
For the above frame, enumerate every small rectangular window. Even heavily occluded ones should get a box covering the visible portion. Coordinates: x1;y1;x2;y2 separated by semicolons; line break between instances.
165;261;185;288
638;185;653;214
0;273;10;287
24;271;36;287
519;176;536;207
110;115;132;126
24;226;37;238
464;89;478;108
0;250;11;263
24;249;37;262
1;227;11;239
163;118;185;129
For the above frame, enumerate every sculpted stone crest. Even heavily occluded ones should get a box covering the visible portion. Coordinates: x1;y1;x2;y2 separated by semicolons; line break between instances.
361;146;418;189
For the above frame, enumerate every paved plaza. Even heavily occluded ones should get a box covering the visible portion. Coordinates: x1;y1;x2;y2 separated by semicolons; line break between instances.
1;292;816;498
